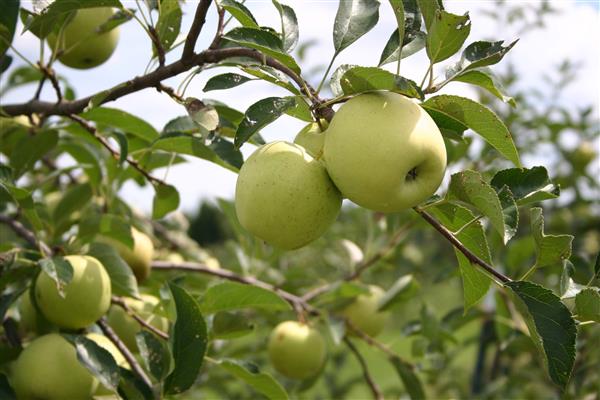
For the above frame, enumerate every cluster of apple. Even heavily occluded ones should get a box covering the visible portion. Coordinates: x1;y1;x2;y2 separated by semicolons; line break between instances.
9;228;163;399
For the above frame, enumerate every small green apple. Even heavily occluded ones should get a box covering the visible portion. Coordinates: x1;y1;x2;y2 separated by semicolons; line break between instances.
293;121;327;158
235;141;342;249
87;332;128;396
103;227;155;282
107;294;169;352
47;8;120;69
35;255;111;329
268;321;326;380
10;333;98;399
18;291;55;335
341;285;390;337
324;91;447;212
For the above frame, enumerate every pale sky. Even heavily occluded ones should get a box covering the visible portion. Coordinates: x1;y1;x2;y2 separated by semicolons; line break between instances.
2;0;599;212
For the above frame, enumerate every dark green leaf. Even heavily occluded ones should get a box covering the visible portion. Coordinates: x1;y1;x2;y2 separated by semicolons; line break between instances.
446;40;518;81
423;95;521;167
530;208;573;269
163;116;198;135
78;213;133;248
272;0;298;52
0;0;19;57
389;357;425;400
0;54;12;74
340;66;423;99
59;141;103;186
490;166;559;206
496;185;519;244
426;10;471;63
235;96;296;147
388;0;405;61
153;183;180;219
575;288;600;322
377;275;420;311
10;129;59;178
0;287;26;322
212;312;255;339
333;0;380;53
203;73;254;92
117;367;154;400
452;69;516;106
0;183;42;230
423;106;467;140
221;0;258;28
65;334;120;392
285;96;313;122
53;183;93;224
209;136;244;169
87;243;139;298
80;107;159;142
218;359;289;400
154;0;181;54
416;0;440;30
0;373;16;400
379;29;426;66
200;282;291;314
137;330;173;381
109;130;128;164
241;65;301;94
506;281;576;389
38;257;74;297
164;283;207;395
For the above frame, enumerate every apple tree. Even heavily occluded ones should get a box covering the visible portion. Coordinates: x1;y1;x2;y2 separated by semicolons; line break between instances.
0;0;598;399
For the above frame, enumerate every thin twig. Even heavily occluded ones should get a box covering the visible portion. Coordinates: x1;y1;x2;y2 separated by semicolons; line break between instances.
97;317;154;390
155;83;184;103
148;26;166;67
111;296;169;340
182;0;213;61
209;6;226;50
0;214;52;257
344;337;384;400
414;207;511;284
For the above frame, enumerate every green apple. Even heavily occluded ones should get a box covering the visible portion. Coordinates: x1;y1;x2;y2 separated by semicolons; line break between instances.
569;141;597;170
324;91;447;212
35;255;111;329
341;285;390;337
103;227;154;282
18;291;55;335
293;121;327;158
87;332;128;396
47;8;120;69
10;333;98;399
268;321;326;380
107;294;169;352
235;141;342;249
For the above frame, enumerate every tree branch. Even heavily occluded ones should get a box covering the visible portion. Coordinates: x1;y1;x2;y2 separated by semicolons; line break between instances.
414;207;511;284
97;317;154;390
208;6;226;50
344;337;384;400
151;260;317;315
111;296;169;340
182;0;213;61
0;214;52;257
148;26;166;67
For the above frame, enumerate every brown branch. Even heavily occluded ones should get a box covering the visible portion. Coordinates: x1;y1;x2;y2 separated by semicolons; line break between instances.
155;83;184;103
68;115;166;186
344;337;384;400
208;6;226;50
148;26;166;67
414;207;511;284
151;260;317;315
182;0;213;61
111;296;169;340
0;214;52;257
97;317;154;390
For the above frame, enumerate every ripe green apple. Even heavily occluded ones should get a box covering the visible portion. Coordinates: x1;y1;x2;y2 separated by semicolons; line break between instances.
235;141;342;249
293;121;327;158
107;294;169;352
102;227;155;282
87;332;128;396
341;285;390;337
268;321;326;380
10;333;98;399
18;291;55;335
47;8;120;69
324;91;447;212
35;255;111;329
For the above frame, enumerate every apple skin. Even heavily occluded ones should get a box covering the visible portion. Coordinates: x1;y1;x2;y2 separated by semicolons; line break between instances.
87;333;128;396
35;255;111;330
268;321;326;380
18;291;55;335
324;91;447;212
341;285;390;337
47;8;119;69
293;122;326;158
10;333;99;399
235;141;342;250
105;227;155;282
107;294;169;352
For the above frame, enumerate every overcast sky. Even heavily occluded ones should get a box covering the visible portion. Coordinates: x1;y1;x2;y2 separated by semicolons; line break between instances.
2;0;599;212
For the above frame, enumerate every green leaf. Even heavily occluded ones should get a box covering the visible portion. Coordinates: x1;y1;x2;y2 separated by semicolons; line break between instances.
378;275;420;311
423;106;467;140
496;185;519;244
452;69;515;106
153;183;180;219
416;0;440;30
575;288;600;323
200;282;291;314
389;357;425;400
272;0;298;53
333;0;380;53
212;312;255;339
60;142;103;186
0;66;43;95
96;8;133;34
379;29;426;66
220;0;259;28
223;27;301;74
78;213;133;248
65;334;120;392
53;183;93;225
530;208;573;269
446;40;518;81
38;257;74;298
491;166;559;206
218;359;289;400
154;0;181;54
118;367;154;399
339;66;423;99
423;95;521;167
388;0;405;62
164;282;208;395
203;73;254;92
209;136;244;170
109;130;128;164
506;281;576;389
430;203;492;311
10;129;59;178
235;96;296;148
448;170;506;242
426;10;471;63
0;373;16;399
241;65;301;95
330;64;357;97
163;116;198;135
137;330;173;381
152;134;240;172
80;107;159;142
0;0;19;57
0;183;42;230
87;243;139;298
